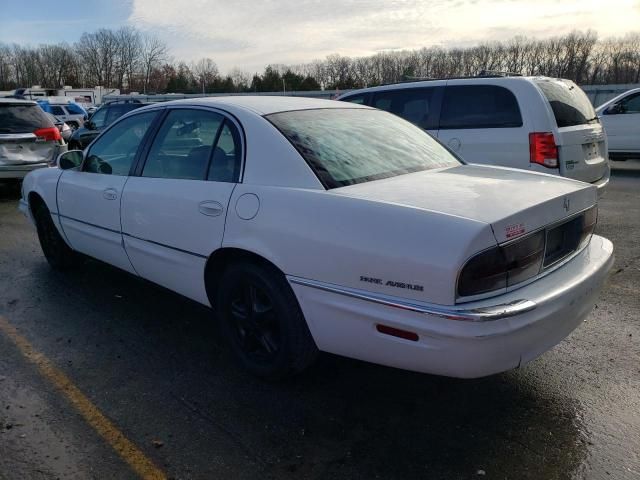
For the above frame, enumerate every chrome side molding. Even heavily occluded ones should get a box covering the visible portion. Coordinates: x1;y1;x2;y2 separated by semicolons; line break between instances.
288;276;536;322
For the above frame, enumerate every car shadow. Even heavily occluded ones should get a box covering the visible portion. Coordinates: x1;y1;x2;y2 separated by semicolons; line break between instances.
0;181;22;202
16;257;589;480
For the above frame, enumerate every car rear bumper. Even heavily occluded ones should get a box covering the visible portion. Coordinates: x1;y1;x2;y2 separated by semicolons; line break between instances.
289;235;614;378
0;163;49;179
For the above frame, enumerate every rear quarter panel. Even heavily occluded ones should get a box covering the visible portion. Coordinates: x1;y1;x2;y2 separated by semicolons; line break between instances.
222;184;496;306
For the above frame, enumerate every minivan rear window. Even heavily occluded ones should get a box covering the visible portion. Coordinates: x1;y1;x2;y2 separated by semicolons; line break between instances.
0;104;53;133
534;79;598;128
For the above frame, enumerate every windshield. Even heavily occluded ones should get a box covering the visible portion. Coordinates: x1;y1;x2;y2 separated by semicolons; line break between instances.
267;108;460;188
534;79;598;128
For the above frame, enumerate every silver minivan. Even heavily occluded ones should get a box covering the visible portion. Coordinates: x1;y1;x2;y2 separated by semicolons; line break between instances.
338;75;609;195
0;99;67;179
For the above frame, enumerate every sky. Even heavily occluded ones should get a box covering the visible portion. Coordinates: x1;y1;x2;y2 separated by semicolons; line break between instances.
1;0;639;73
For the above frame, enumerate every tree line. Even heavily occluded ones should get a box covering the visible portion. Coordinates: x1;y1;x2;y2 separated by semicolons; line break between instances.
1;28;639;94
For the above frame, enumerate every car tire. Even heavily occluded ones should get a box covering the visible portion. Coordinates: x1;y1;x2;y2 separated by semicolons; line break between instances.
33;201;80;270
216;261;318;380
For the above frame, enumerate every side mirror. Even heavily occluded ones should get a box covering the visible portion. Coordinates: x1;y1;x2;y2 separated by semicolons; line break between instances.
57;150;84;170
85;120;95;130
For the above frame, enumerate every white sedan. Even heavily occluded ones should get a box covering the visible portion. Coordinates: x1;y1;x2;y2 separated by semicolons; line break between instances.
19;97;614;379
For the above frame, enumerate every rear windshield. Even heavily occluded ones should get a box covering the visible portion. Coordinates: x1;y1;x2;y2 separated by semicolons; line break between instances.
534;79;598;128
267;108;460;189
0;104;53;133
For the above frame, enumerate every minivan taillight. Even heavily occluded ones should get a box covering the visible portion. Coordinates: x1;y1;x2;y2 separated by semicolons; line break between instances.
33;127;61;142
529;132;558;168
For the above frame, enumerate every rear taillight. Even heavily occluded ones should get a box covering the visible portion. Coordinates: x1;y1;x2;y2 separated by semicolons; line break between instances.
457;206;597;299
458;230;545;298
34;127;62;142
529;132;558;168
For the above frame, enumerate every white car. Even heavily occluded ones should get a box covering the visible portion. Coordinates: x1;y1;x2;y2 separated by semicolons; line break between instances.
338;75;610;195
596;87;640;161
19;97;613;379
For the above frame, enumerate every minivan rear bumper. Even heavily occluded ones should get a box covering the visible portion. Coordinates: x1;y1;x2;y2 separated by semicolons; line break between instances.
591;168;610;198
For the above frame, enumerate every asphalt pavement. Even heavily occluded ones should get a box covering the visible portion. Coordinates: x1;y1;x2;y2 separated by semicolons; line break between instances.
0;163;638;480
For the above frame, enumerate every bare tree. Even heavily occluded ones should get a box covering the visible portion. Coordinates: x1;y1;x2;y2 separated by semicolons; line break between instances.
140;34;167;93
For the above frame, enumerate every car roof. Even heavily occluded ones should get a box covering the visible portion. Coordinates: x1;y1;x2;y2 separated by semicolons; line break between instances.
0;98;38;105
140;96;371;116
338;75;552;98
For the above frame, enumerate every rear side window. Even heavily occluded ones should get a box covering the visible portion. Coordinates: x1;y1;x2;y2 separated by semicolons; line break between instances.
0;104;53;133
50;106;66;116
65;103;85;115
440;85;523;129
372;88;437;129
534;79;597;127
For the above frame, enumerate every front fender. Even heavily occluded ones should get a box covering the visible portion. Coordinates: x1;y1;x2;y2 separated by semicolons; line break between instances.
21;167;65;236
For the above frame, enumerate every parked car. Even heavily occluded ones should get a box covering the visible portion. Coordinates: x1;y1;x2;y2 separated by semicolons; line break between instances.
45;112;72;143
20;97;613;379
37;99;88;130
0;98;67;179
338;75;610;195
68;100;147;150
595;87;640;161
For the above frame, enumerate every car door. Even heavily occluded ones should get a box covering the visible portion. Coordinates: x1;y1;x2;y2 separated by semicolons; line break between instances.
601;91;640;153
57;110;159;273
370;87;441;138
436;84;529;168
121;107;242;305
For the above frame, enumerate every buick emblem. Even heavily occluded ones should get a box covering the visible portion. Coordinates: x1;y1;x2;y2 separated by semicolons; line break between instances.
563;197;570;212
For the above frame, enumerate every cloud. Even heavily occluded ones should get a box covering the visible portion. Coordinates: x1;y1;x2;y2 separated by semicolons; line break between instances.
128;0;640;72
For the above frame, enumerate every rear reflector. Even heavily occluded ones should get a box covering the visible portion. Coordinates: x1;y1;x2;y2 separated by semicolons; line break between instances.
529;132;558;168
376;324;419;341
33;127;61;142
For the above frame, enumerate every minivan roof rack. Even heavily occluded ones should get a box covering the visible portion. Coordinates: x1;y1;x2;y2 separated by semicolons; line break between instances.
380;71;525;87
102;99;145;105
477;70;523;77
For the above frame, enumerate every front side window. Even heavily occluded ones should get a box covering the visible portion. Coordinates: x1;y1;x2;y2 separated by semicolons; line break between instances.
619;92;640;114
84;111;157;175
372;88;436;129
143;109;235;181
440;85;523;129
267;108;460;189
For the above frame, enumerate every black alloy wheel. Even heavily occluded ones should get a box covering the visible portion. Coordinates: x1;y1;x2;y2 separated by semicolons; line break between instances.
229;280;281;363
217;262;318;379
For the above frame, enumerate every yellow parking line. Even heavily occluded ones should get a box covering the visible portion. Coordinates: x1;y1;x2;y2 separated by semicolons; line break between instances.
0;315;166;480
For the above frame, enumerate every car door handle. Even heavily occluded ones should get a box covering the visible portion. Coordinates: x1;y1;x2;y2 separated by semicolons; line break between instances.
199;201;224;217
103;188;118;201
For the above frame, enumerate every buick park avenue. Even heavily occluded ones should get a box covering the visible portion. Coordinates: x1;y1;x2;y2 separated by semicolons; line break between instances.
19;97;613;379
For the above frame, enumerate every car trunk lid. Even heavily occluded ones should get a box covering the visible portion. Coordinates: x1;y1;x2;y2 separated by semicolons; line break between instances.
0;133;57;165
333;164;597;244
